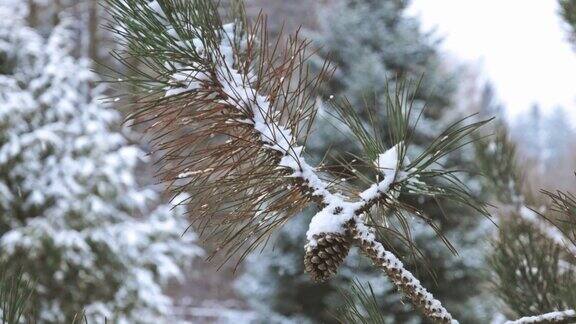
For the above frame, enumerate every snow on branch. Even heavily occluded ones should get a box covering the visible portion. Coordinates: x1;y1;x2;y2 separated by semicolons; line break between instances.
359;142;402;202
207;22;344;208
302;143;456;322
216;61;339;205
505;309;576;324
306;143;403;245
351;222;456;324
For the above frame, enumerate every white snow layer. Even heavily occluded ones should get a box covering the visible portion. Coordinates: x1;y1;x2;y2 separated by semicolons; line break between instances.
353;221;458;323
359;143;402;201
505;309;576;324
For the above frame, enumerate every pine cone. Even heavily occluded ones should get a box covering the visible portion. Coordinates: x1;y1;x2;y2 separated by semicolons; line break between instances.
304;232;352;282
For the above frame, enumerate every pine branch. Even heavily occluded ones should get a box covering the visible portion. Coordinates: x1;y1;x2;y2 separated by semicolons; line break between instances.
326;85;490;254
505;309;576;324
106;0;333;263
107;1;491;322
350;222;455;323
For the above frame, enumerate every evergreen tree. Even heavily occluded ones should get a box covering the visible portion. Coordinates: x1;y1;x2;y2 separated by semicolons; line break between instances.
0;6;202;322
237;0;493;322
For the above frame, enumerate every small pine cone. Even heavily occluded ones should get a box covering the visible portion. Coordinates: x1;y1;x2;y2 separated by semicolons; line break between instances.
304;232;351;282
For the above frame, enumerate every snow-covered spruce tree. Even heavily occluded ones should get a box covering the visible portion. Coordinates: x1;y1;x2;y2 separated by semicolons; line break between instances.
0;6;202;322
237;0;493;322
106;1;496;323
474;125;576;323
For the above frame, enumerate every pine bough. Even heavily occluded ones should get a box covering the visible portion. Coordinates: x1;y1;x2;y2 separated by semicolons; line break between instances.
107;0;496;322
476;128;576;323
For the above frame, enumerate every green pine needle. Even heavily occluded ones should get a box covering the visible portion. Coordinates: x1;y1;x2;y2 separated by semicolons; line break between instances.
326;78;491;256
0;266;34;324
334;280;387;324
104;0;224;92
540;181;576;249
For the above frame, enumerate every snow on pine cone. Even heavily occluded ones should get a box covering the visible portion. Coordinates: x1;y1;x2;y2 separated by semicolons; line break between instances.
304;232;351;282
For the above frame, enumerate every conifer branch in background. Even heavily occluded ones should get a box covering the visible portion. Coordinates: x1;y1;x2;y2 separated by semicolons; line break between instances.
541;186;576;251
474;126;575;254
476;124;576;323
107;0;492;322
504;309;576;324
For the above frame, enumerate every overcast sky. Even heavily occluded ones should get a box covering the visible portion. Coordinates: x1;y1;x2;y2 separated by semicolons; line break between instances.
409;0;576;124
